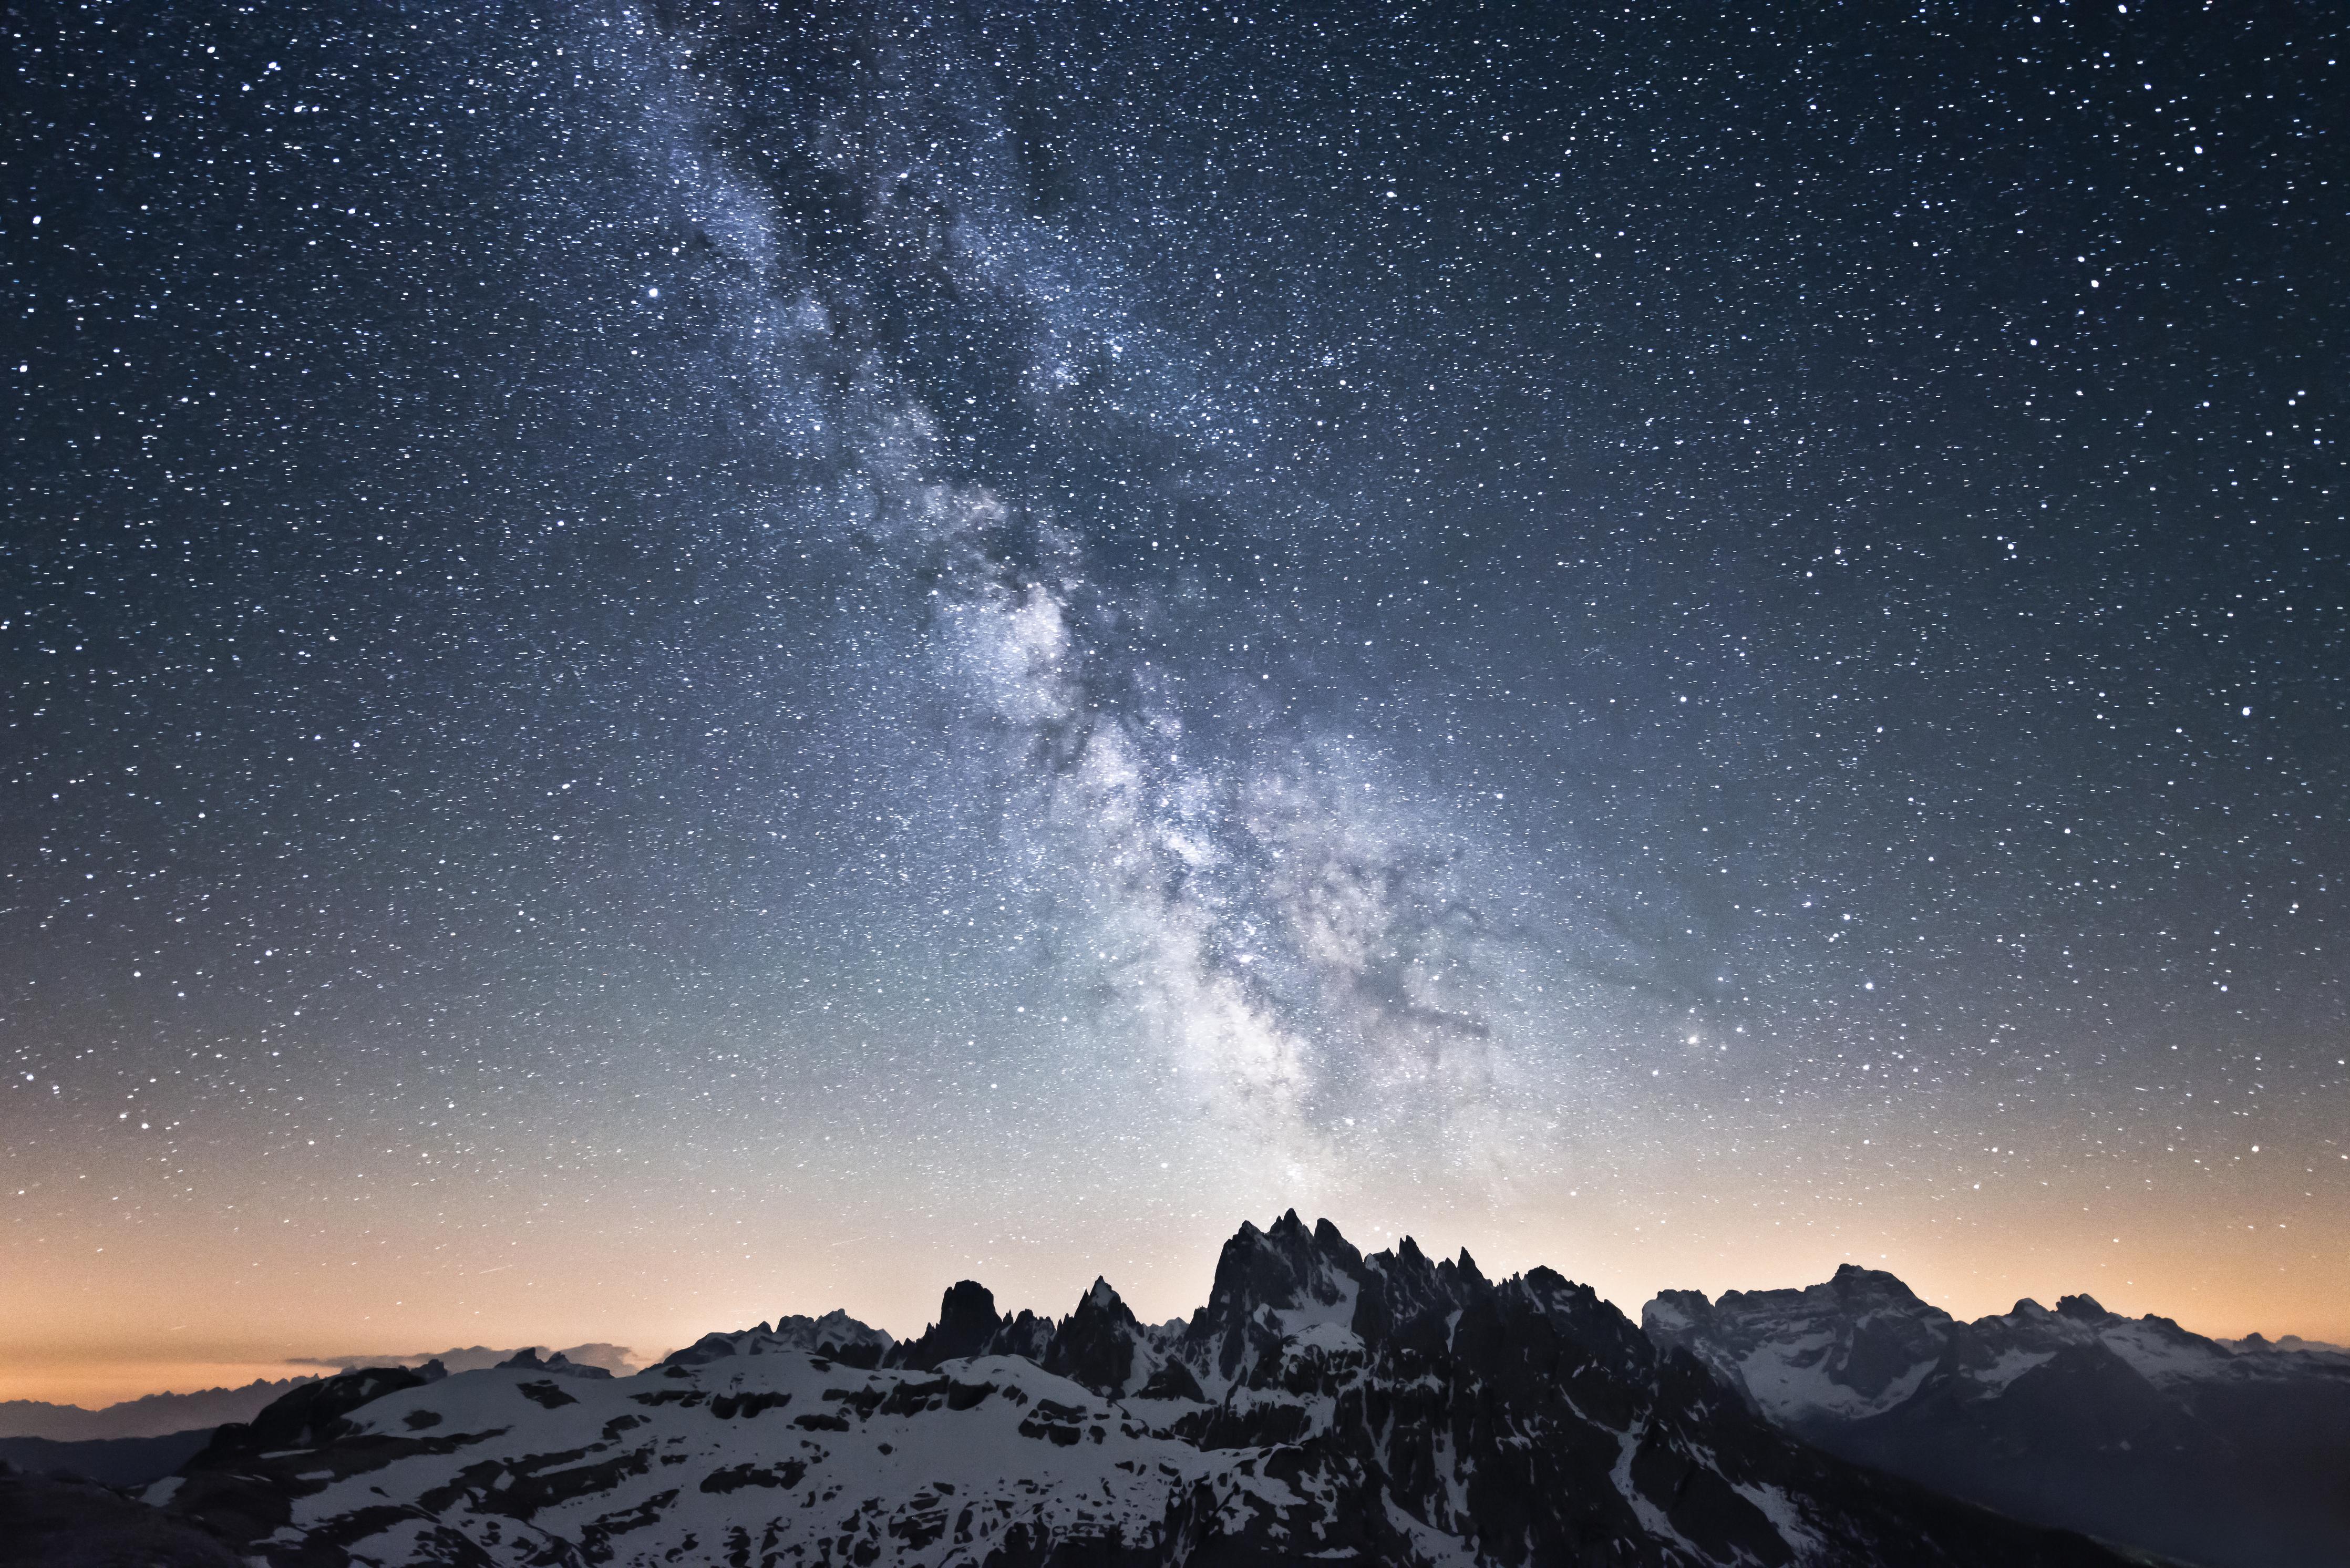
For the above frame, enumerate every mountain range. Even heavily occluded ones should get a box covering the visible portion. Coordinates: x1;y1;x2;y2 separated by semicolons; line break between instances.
291;1344;647;1379
0;1346;644;1445
0;1214;2142;1567
5;1214;2345;1566
1648;1265;2350;1568
0;1380;319;1444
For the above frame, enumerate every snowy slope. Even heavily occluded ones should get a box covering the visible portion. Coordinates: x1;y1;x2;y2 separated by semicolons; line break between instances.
1642;1266;1952;1427
140;1214;2137;1568
176;1353;1226;1567
1644;1272;2350;1568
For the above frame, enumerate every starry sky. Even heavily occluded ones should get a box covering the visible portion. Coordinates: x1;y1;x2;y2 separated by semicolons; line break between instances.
5;1;2346;1406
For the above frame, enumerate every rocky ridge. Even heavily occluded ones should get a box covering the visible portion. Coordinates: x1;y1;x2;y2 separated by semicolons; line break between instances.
77;1213;2140;1567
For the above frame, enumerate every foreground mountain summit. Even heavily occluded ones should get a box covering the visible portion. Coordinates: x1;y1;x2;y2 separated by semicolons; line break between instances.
75;1214;2136;1567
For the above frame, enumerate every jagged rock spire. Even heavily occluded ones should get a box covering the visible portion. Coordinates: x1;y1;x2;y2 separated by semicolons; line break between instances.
890;1280;1002;1371
1043;1276;1149;1397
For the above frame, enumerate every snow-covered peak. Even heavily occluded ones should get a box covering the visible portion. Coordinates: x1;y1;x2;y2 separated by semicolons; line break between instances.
1643;1262;2317;1436
1178;1210;1377;1394
138;1222;2156;1568
771;1308;895;1358
1643;1269;1952;1426
1645;1266;2350;1567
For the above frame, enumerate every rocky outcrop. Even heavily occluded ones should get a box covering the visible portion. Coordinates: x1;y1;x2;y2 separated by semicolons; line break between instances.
888;1280;1006;1371
0;1466;242;1568
665;1313;898;1373
184;1364;440;1465
492;1348;610;1379
0;1430;215;1490
1041;1278;1155;1398
771;1307;896;1368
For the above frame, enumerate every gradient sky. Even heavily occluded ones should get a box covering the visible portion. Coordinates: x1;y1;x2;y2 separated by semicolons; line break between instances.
5;0;2345;1408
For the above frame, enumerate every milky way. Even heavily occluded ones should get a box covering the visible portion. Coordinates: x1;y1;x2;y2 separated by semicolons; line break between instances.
5;2;2346;1398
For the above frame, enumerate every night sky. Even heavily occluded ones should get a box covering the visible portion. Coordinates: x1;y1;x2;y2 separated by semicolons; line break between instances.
6;1;2346;1406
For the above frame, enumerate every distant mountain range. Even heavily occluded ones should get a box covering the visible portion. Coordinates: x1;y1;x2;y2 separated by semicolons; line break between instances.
0;1429;217;1489
287;1342;644;1378
6;1219;2344;1566
0;1346;642;1445
2221;1332;2349;1357
0;1379;317;1443
1649;1265;2350;1568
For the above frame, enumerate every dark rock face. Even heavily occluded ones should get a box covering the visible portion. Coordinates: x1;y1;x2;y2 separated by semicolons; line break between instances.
1042;1279;1153;1397
1647;1266;2350;1568
0;1467;242;1568
890;1280;1007;1371
662;1329;747;1368
883;1283;1096;1375
990;1307;1056;1364
1136;1219;2124;1567
492;1347;611;1380
30;1217;2159;1567
186;1365;435;1464
0;1429;214;1490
